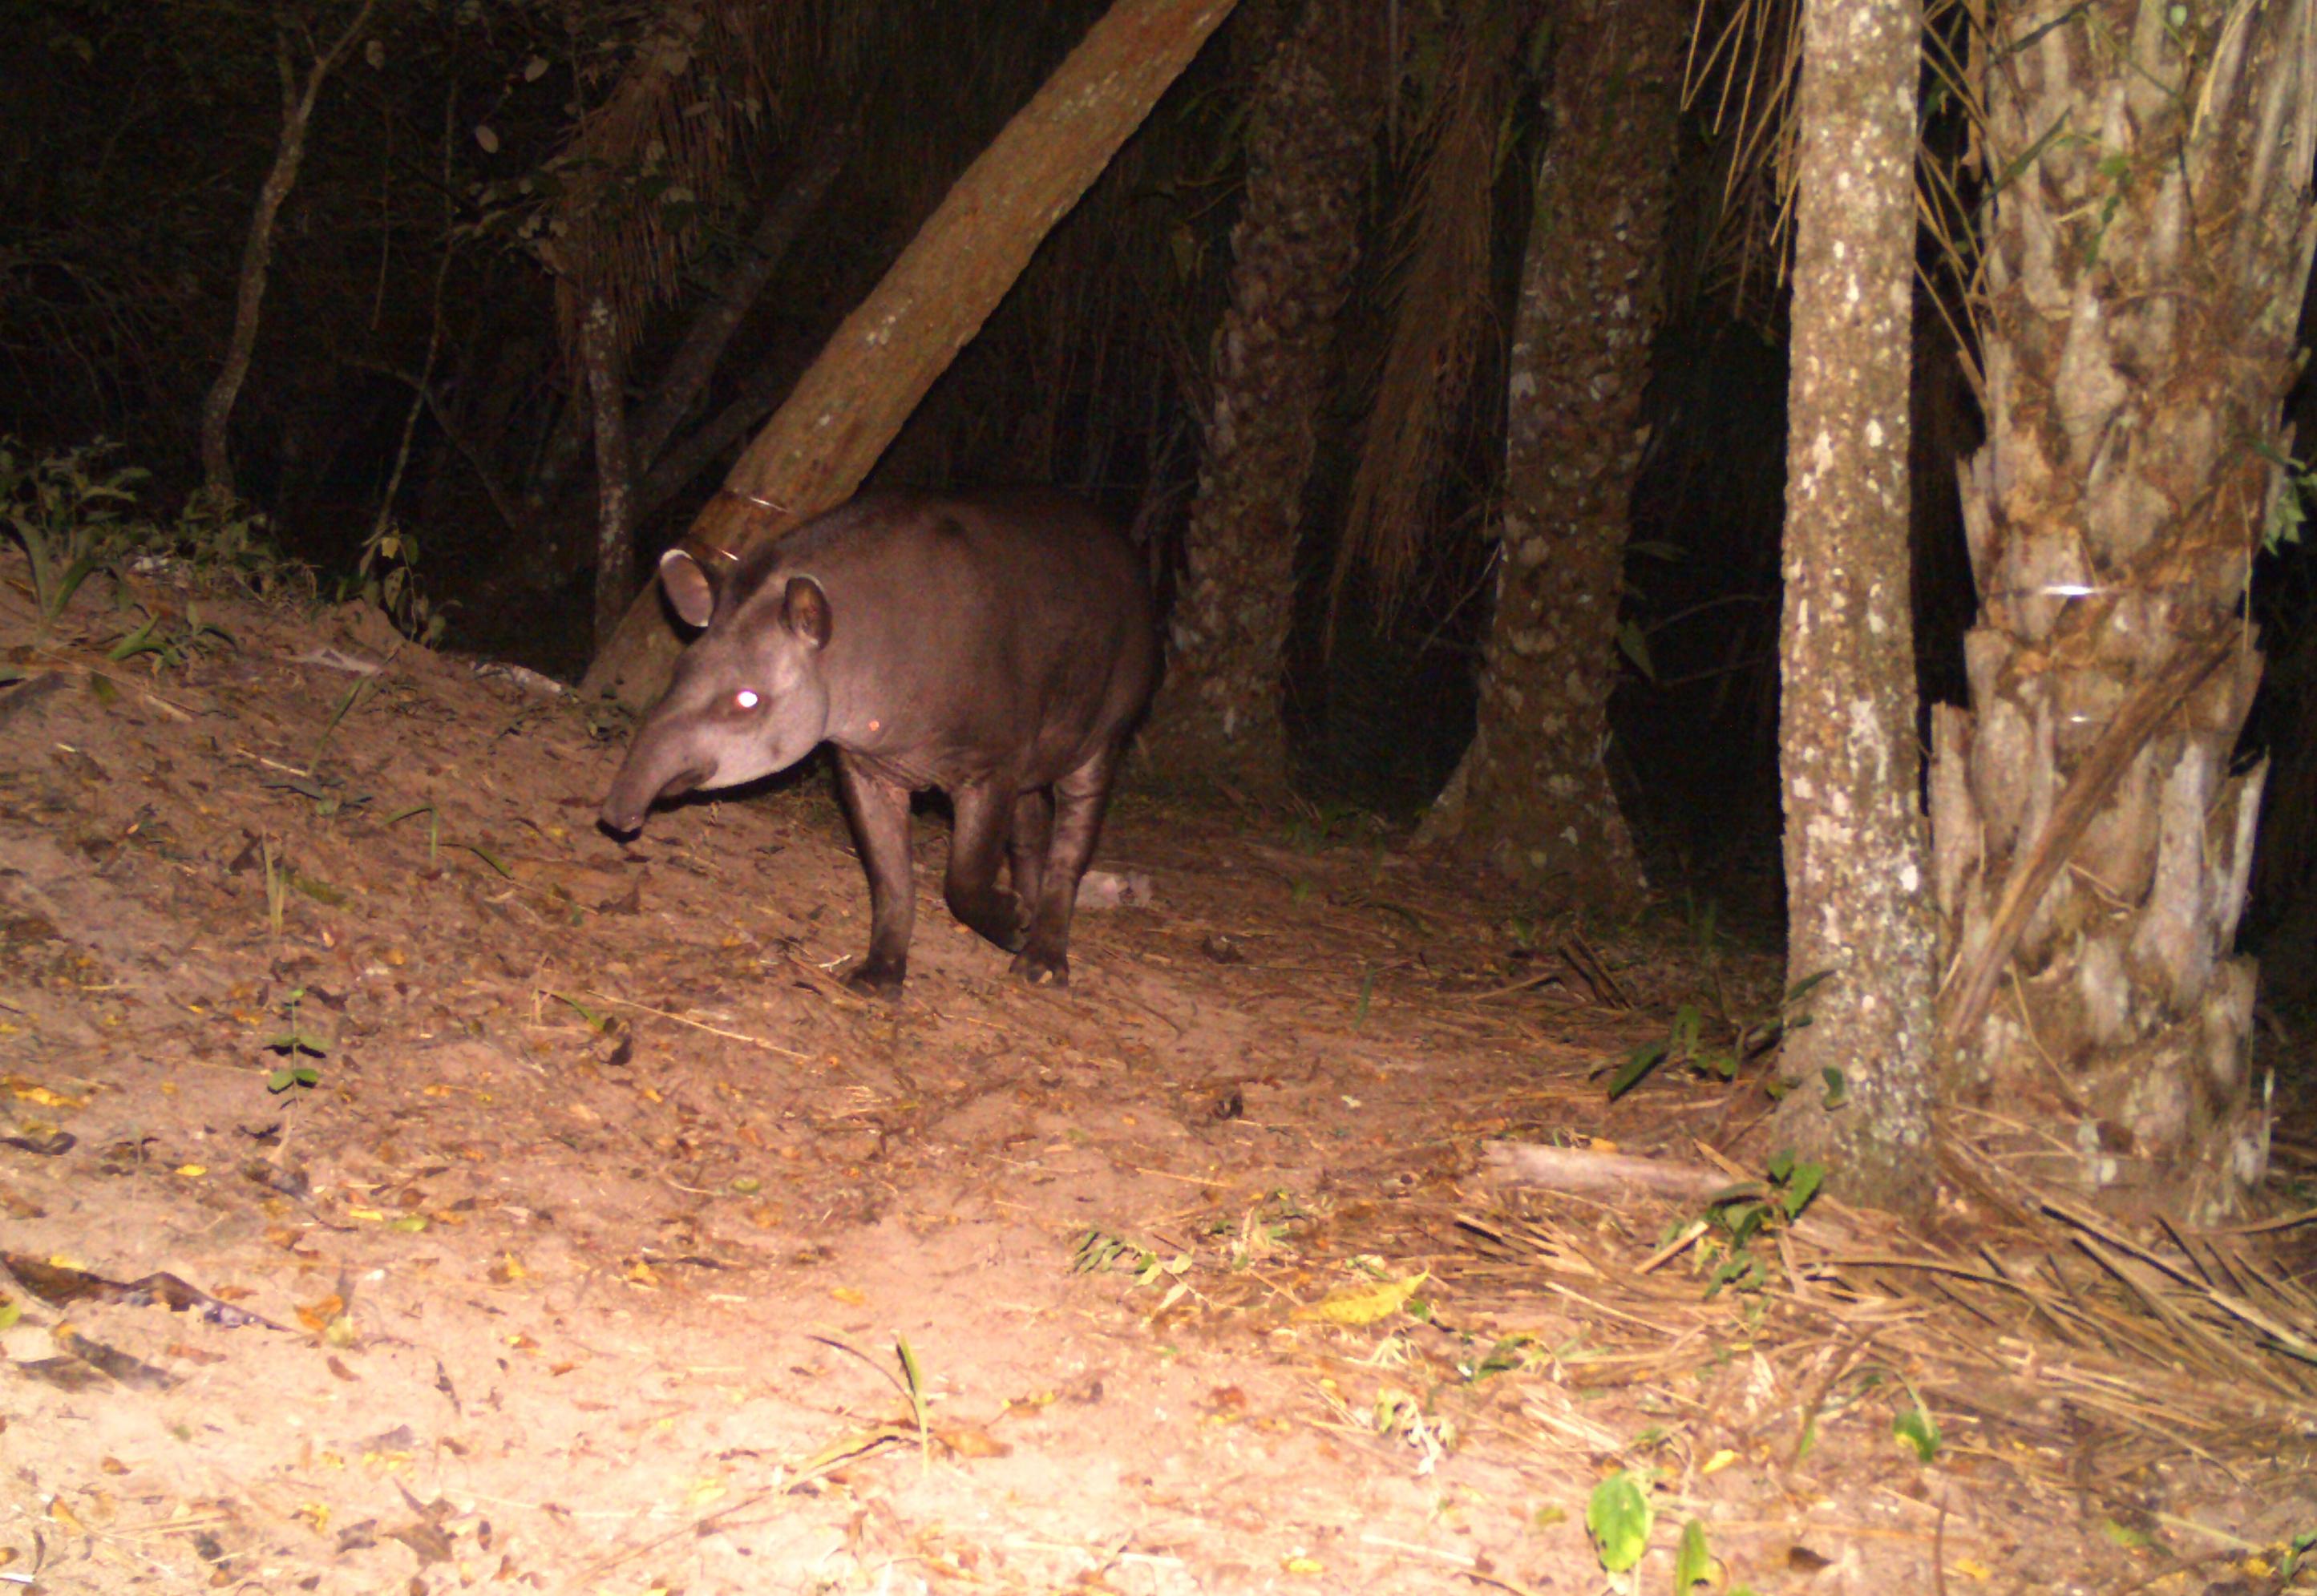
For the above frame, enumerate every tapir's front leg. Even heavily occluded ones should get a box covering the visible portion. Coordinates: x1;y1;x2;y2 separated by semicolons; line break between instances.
834;754;915;996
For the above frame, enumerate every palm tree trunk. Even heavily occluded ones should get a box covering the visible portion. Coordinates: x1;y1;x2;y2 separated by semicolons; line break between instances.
1139;0;1384;797
1771;0;1935;1212
1930;0;2317;1218
1417;0;1681;902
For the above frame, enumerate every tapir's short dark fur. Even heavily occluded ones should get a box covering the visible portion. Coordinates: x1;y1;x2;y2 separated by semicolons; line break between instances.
600;489;1158;995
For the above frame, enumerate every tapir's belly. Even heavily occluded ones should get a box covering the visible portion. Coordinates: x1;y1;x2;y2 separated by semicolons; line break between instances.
833;688;1128;794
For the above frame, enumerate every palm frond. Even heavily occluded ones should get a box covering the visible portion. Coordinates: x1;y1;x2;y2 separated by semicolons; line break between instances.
1327;1;1517;636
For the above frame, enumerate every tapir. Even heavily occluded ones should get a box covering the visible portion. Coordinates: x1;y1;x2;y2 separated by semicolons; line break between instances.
598;489;1158;996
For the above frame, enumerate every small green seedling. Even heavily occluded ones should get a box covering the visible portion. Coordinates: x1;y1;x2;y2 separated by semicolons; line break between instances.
263;987;328;1092
1891;1372;1941;1462
384;803;441;866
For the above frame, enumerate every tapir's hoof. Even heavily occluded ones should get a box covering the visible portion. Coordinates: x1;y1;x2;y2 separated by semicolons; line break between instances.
1010;950;1069;988
843;959;906;1000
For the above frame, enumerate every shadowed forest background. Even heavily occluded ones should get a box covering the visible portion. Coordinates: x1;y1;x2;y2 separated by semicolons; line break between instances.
6;0;2317;1075
6;2;2317;1587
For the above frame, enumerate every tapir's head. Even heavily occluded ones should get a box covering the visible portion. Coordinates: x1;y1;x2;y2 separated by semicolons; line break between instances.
598;547;835;834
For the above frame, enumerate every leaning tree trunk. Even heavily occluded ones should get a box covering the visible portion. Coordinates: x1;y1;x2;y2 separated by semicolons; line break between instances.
1138;0;1385;797
1930;0;2317;1218
199;0;378;499
1415;0;1682;904
1770;0;1935;1213
584;0;1240;707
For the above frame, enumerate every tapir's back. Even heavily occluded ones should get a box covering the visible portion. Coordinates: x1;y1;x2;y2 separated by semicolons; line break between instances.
760;490;1157;782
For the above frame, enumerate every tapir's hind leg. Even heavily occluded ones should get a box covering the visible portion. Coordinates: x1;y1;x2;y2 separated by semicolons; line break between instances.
1009;788;1053;919
944;780;1025;953
834;756;916;996
1013;746;1120;987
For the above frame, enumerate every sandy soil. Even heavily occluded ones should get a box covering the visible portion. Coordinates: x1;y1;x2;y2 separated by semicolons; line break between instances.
2;561;2312;1595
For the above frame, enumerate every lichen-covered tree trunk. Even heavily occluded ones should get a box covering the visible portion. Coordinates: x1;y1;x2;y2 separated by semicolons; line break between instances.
1929;0;2317;1218
1141;0;1382;796
1417;0;1682;903
1770;0;1934;1212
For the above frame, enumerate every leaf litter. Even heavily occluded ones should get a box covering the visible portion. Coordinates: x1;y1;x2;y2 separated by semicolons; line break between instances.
0;555;2311;1592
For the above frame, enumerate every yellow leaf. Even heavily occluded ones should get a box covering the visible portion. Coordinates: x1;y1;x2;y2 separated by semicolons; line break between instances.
175;1163;207;1178
346;1207;386;1222
1283;1556;1324;1575
1296;1271;1429;1326
1701;1449;1737;1475
685;1478;728;1509
831;1286;867;1307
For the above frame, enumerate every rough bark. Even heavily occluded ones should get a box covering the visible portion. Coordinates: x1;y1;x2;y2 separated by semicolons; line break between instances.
582;297;637;652
1416;0;1681;903
198;0;378;498
1770;0;1935;1214
583;0;1240;706
1928;0;2317;1220
1138;0;1384;796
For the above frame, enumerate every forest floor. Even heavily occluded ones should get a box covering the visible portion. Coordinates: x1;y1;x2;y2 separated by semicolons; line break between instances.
2;558;2315;1596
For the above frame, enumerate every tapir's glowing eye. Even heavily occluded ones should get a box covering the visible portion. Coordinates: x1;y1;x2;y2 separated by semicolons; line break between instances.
734;689;760;710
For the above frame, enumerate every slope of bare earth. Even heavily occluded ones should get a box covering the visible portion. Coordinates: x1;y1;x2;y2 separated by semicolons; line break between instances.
1;557;2312;1595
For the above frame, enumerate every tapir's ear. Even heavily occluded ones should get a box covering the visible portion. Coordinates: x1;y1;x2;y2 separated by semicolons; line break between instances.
658;548;716;630
782;576;831;650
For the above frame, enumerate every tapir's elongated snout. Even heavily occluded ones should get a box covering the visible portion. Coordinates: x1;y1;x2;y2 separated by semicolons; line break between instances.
599;731;710;834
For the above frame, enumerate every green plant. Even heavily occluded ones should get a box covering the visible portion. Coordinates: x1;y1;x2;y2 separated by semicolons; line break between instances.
1696;1150;1826;1298
1608;969;1831;1101
263;986;328;1092
355;519;447;645
1281;798;1378;855
106;603;236;669
0;438;145;620
163;487;289;587
384;803;442;866
1587;1471;1652;1575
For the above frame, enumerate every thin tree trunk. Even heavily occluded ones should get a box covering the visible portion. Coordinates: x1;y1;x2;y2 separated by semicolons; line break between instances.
485;122;856;604
583;0;1241;706
628;116;859;468
199;0;378;498
1928;0;2317;1220
1771;0;1935;1213
1416;0;1680;903
582;296;637;651
1138;0;1383;797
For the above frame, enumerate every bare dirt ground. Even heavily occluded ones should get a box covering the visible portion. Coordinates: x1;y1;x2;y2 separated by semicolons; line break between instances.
3;561;2315;1595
